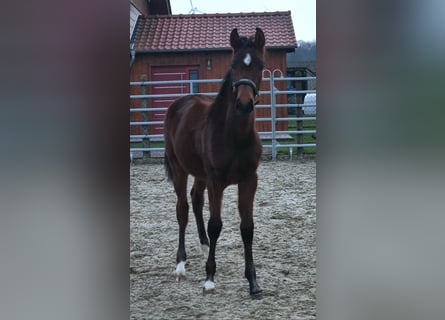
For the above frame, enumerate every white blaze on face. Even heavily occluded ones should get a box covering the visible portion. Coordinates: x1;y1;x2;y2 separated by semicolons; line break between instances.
243;53;252;66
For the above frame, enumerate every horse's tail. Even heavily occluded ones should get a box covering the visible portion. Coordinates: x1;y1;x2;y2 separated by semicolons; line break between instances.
164;153;173;182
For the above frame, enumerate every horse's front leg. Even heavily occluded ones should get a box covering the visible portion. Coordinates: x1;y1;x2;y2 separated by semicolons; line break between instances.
203;179;224;293
238;173;262;298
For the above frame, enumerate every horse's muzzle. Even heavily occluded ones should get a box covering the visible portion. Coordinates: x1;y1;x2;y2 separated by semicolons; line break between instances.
236;99;254;114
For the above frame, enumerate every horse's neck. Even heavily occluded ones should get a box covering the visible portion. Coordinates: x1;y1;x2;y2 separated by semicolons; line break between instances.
225;113;255;147
210;88;255;146
210;71;232;119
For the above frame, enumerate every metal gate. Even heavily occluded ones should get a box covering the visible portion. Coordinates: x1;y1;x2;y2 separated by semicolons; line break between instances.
130;69;316;161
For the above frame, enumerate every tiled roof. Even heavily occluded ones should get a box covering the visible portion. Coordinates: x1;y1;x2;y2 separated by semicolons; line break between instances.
133;11;297;52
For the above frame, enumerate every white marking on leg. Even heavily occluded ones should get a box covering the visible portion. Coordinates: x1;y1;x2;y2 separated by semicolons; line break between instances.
175;261;186;281
201;244;209;259
200;244;209;268
204;280;215;291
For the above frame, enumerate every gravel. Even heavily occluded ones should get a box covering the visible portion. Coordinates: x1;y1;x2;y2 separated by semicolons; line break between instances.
130;159;316;319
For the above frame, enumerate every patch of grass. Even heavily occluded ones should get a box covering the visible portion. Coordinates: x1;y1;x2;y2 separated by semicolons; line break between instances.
264;117;317;155
130;141;164;149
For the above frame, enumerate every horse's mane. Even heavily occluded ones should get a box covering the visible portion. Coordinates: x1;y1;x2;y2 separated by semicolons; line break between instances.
215;69;233;103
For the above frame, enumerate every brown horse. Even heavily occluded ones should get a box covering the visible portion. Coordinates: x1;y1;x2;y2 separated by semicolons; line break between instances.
164;28;265;298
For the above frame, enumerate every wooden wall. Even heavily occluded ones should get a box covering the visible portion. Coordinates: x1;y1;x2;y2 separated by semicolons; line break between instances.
130;49;289;134
130;0;149;16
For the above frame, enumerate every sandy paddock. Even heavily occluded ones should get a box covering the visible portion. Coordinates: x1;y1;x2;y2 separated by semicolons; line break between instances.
130;159;316;319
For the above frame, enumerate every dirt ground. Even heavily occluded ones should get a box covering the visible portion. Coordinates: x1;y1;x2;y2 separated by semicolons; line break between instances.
130;159;316;319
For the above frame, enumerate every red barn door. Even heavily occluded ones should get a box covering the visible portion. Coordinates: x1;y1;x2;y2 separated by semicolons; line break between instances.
150;66;198;135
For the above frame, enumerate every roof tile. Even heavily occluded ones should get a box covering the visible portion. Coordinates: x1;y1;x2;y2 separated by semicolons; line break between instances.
133;11;297;52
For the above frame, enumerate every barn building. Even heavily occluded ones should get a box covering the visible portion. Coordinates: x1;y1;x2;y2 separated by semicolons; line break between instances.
130;10;297;136
130;0;171;36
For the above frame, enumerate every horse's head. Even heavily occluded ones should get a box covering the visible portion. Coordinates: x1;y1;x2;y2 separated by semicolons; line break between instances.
229;28;265;115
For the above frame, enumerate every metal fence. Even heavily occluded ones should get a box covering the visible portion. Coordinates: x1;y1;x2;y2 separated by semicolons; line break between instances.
130;70;316;161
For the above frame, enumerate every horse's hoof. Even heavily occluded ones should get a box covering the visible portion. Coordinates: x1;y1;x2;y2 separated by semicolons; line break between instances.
250;285;263;299
250;291;263;300
175;271;186;283
175;261;186;282
202;280;216;294
202;287;216;295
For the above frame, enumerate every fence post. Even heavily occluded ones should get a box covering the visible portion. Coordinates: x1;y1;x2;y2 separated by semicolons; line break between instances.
296;104;304;158
270;73;277;161
140;75;150;159
295;70;307;158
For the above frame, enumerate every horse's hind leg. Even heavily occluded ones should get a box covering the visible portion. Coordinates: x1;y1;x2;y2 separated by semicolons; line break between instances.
190;178;209;256
171;166;189;281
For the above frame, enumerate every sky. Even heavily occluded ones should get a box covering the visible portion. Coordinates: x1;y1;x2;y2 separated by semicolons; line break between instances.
170;0;316;42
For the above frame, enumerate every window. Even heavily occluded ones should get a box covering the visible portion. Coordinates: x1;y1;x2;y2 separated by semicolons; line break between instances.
189;70;199;93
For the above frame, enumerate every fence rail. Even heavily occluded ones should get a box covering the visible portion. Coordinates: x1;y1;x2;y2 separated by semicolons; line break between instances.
130;72;316;161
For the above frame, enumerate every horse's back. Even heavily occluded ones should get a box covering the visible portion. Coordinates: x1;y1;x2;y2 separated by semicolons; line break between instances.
165;95;211;129
164;95;213;178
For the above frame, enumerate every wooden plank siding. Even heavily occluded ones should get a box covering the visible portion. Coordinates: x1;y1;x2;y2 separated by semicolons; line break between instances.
130;50;289;135
130;0;149;16
130;4;141;38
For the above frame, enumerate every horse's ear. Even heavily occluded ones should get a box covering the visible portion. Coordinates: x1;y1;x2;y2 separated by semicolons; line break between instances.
230;28;241;50
254;28;265;50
